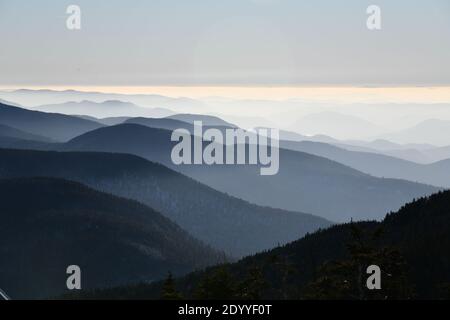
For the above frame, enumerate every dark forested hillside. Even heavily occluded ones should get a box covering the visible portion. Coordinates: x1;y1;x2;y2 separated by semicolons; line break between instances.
0;149;330;257
0;177;223;299
73;191;450;300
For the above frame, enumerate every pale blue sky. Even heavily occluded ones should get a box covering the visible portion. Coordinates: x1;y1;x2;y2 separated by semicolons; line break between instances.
1;0;449;86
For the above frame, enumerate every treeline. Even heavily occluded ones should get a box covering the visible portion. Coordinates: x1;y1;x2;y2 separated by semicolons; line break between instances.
70;191;450;300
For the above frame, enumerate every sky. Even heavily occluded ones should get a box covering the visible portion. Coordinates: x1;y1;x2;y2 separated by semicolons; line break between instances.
1;0;450;87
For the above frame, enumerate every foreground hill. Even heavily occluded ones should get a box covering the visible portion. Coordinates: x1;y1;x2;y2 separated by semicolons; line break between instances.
61;124;438;222
0;177;223;299
0;149;330;257
0;102;103;141
76;190;450;299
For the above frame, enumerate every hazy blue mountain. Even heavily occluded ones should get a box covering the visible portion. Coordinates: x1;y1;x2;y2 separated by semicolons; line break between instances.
125;117;194;131
280;139;450;188
0;149;330;257
167;113;238;128
214;113;277;130
323;142;433;164
289;112;383;140
0;177;223;299
125;117;236;137
379;148;432;164
424;145;450;163
261;127;437;163
60;124;438;222
0;98;23;108
379;119;450;146
256;126;438;164
0;102;103;141
36;100;174;118
0;136;56;151
0;123;53;142
94;116;131;125
344;139;435;152
75;115;131;125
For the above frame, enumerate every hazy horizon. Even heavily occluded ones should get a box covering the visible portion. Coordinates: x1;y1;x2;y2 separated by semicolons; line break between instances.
1;0;450;86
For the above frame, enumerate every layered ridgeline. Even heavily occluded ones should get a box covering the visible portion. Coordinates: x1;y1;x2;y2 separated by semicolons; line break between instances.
73;190;450;300
0;177;224;299
0;123;56;151
60;123;439;222
0;102;103;141
0;101;442;221
0;149;330;257
0;123;53;142
279;139;450;188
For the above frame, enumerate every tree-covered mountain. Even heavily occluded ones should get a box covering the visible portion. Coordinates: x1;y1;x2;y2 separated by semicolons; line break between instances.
0;177;224;299
0;149;330;257
74;190;450;300
0;102;103;141
61;123;438;222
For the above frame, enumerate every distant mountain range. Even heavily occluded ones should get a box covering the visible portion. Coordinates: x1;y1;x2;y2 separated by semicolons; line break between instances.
279;140;450;188
59;123;438;222
0;101;444;221
0;149;331;257
35;100;174;118
0;89;205;111
0;177;223;299
259;127;450;165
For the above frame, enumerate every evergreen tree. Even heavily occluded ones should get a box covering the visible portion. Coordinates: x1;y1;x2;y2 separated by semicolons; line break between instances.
161;272;183;300
194;266;237;299
302;225;415;300
236;267;267;300
437;283;450;300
